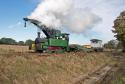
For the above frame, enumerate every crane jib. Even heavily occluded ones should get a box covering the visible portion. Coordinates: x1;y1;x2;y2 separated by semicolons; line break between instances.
23;18;53;38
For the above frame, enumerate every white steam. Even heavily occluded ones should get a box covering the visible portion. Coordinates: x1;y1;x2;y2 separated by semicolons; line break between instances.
28;0;102;33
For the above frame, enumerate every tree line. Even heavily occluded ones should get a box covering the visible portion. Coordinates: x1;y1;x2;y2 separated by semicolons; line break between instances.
0;37;34;46
103;40;122;49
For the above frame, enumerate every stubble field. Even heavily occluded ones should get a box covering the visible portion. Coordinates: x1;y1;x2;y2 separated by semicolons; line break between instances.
0;45;115;84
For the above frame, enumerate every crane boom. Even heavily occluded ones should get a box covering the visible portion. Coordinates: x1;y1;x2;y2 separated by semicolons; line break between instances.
24;18;51;38
23;18;61;38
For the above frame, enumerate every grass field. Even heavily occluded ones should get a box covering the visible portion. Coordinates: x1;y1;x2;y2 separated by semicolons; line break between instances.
107;53;125;84
0;45;115;84
0;45;29;52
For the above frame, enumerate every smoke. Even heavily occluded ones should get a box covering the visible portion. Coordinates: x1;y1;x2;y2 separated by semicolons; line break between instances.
28;0;102;33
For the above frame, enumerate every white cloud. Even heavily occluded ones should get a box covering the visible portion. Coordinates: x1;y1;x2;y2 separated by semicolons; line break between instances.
74;0;125;43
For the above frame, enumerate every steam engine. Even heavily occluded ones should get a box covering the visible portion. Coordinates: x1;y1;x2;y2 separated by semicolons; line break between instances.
24;18;69;53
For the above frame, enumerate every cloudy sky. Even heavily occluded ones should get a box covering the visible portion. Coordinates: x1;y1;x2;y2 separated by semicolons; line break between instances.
0;0;125;44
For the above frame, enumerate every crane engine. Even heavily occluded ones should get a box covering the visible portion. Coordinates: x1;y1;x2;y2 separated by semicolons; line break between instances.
24;18;69;53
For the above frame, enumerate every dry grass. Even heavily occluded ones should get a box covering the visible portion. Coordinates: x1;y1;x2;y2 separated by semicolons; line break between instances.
0;45;114;84
107;54;125;84
0;45;29;52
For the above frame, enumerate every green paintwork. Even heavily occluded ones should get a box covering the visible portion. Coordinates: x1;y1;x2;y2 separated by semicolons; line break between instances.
42;45;48;49
36;38;69;53
49;38;68;47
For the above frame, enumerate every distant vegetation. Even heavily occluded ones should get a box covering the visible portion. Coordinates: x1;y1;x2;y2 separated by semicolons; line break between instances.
0;37;34;46
104;40;118;49
103;40;123;51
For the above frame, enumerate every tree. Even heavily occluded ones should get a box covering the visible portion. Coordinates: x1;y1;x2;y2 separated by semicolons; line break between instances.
0;38;17;45
25;39;34;46
113;11;125;52
18;41;25;45
104;40;118;49
117;41;123;49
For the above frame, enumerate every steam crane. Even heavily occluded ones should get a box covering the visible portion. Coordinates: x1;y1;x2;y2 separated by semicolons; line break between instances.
23;18;69;53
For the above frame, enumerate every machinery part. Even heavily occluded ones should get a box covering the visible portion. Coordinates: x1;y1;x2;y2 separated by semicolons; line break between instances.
23;18;69;53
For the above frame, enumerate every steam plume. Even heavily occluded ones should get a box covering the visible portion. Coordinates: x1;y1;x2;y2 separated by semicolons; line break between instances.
28;0;102;33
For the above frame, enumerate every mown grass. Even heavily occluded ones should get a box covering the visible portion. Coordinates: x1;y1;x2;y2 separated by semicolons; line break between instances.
0;50;114;84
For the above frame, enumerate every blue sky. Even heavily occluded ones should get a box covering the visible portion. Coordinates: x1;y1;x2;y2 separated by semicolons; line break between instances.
0;0;125;44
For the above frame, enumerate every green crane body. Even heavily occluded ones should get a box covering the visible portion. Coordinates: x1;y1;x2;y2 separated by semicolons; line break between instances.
24;18;69;53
